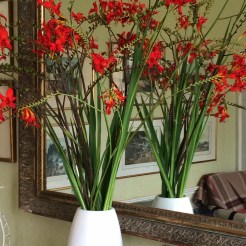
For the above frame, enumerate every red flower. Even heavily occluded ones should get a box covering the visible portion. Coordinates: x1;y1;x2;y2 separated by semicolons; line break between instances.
101;0;124;23
35;19;81;57
180;42;193;57
165;0;197;15
90;37;98;50
141;10;159;30
101;83;126;115
88;2;98;15
197;15;207;31
0;25;12;55
20;108;40;127
229;68;246;92
116;32;136;51
213;105;229;122
146;42;164;71
0;88;16;109
0;109;5;122
188;52;198;64
72;12;86;24
211;66;230;92
37;0;62;16
91;53;116;75
179;15;189;29
104;96;115;115
232;54;245;69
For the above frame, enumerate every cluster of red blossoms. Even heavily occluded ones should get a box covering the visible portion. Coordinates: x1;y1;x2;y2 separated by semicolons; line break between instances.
0;14;12;61
0;15;15;123
33;0;212;115
0;14;39;127
101;83;126;115
0;87;40;127
207;54;246;122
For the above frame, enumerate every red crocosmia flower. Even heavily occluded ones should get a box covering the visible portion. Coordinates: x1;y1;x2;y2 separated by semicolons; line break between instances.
101;83;126;115
232;54;246;69
88;2;98;15
37;0;62;16
146;42;164;70
107;55;117;70
204;94;219;114
91;53;107;74
112;83;126;103
179;15;189;29
99;0;125;24
188;52;198;64
228;67;246;92
141;10;159;30
165;0;197;15
116;32;136;51
72;12;86;24
104;97;115;115
213;105;229;122
91;53;116;75
20;108;40;127
196;15;207;31
90;37;98;49
0;25;12;53
206;63;217;74
210;65;230;92
0;109;5;122
0;88;16;108
35;19;80;58
180;42;193;57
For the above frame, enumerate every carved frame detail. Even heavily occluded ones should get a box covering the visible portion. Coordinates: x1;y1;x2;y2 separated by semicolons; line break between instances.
18;1;246;245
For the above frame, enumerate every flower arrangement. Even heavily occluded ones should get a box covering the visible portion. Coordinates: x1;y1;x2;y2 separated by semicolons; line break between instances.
0;0;246;210
136;0;246;198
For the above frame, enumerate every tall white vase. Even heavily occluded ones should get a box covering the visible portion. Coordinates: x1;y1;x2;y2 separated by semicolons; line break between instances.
152;196;193;214
68;208;123;246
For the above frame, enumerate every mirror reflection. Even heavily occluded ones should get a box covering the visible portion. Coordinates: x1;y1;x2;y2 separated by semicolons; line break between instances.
40;0;246;226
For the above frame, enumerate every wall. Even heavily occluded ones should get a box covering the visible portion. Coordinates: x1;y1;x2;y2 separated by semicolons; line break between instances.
0;0;243;245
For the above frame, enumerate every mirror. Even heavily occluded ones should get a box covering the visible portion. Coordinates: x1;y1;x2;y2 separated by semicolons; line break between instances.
18;1;246;245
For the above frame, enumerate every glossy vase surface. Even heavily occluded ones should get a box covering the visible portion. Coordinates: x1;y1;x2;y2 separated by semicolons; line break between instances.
68;208;123;246
152;196;194;214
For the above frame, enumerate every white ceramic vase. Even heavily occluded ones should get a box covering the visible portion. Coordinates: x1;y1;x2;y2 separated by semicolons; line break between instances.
152;196;193;214
67;208;123;246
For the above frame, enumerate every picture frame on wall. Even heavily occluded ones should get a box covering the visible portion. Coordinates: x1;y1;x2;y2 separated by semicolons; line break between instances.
0;83;16;162
0;0;13;65
117;119;162;178
193;117;217;163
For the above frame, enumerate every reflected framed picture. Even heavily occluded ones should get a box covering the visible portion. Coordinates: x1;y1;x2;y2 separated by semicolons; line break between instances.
46;126;69;190
0;0;13;65
193;117;217;163
117;119;161;178
0;83;16;162
45;124;89;192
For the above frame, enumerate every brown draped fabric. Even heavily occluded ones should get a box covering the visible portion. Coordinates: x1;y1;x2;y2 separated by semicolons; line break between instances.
194;171;246;213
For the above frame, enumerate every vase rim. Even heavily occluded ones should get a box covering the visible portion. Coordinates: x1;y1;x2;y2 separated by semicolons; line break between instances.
76;207;115;212
157;195;189;199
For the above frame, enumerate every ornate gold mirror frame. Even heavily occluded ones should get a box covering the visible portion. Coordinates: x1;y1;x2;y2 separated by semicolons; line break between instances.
18;1;246;245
